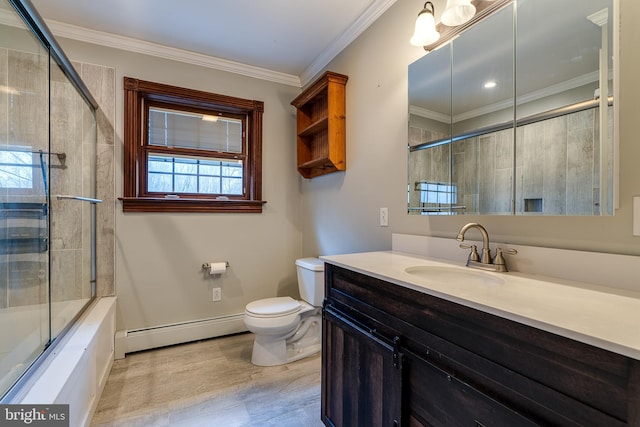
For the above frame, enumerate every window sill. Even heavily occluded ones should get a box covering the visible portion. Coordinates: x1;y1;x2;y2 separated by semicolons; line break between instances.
119;197;266;213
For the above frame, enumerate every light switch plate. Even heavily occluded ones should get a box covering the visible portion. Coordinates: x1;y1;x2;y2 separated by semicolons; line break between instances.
380;207;389;227
634;197;640;236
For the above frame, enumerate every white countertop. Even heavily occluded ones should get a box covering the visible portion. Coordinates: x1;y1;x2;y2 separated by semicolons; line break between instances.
321;251;640;360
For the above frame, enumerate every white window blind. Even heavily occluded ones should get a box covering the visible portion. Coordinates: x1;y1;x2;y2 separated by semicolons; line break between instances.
148;107;243;153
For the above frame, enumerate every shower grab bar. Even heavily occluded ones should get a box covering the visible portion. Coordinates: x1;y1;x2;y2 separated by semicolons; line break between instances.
56;195;103;204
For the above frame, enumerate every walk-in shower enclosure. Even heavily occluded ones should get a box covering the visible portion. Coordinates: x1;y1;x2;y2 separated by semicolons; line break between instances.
0;0;99;399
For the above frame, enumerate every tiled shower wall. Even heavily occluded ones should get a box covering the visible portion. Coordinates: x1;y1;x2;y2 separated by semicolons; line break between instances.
0;48;48;308
0;47;114;308
49;58;90;305
409;108;612;215
50;59;116;302
407;126;449;212
78;61;115;298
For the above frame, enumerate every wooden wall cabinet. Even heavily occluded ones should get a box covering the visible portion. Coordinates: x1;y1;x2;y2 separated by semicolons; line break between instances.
322;263;640;427
291;71;348;179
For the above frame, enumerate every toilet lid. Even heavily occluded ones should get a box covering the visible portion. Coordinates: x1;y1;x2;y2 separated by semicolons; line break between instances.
245;297;301;317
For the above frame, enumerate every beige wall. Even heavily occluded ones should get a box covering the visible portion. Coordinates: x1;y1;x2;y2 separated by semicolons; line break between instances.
54;0;640;332
56;40;303;331
303;0;640;258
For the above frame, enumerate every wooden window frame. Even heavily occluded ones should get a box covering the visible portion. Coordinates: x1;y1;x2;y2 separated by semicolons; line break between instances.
121;77;265;213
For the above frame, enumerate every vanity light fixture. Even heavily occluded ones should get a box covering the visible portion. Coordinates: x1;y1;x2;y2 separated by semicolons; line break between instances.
201;114;219;122
410;2;440;47
412;0;511;51
441;0;477;27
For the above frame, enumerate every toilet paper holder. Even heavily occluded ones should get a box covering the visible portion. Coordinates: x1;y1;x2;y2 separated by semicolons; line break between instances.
202;261;230;270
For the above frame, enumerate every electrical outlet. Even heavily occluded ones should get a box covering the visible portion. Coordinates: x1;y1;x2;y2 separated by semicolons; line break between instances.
212;287;221;301
380;207;389;227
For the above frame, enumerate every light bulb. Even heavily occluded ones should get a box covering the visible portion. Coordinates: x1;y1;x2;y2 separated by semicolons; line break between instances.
410;5;440;47
441;0;476;27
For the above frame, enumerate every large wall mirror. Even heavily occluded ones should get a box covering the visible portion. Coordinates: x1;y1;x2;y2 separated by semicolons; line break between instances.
408;0;616;216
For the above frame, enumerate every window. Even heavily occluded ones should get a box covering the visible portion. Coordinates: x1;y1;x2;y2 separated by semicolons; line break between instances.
147;155;243;195
0;149;34;189
121;77;265;213
415;181;458;215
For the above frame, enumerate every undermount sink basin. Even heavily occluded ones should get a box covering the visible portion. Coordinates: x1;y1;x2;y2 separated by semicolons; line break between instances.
404;265;505;286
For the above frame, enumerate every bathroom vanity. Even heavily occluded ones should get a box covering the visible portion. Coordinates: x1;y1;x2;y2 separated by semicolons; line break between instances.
320;251;640;426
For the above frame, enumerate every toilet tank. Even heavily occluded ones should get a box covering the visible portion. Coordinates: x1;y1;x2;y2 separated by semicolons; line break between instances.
295;258;325;306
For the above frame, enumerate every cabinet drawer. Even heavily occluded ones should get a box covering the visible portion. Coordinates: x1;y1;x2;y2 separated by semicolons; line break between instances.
407;349;537;427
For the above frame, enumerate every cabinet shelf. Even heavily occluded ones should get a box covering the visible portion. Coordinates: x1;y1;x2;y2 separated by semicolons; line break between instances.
298;157;333;169
291;71;348;179
298;116;328;138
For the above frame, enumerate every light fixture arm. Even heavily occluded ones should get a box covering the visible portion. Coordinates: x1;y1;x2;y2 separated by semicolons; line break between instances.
420;1;435;17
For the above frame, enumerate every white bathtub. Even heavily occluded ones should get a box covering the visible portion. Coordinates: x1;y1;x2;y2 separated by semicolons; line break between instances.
0;299;90;393
3;297;116;427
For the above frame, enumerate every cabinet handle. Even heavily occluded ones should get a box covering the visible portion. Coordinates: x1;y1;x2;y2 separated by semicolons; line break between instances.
393;336;401;369
325;306;395;351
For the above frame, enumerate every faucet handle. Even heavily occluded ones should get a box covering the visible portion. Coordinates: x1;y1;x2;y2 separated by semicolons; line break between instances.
493;247;517;272
497;248;517;256
459;243;480;262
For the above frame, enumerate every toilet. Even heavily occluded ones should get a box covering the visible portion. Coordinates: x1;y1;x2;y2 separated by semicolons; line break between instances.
244;258;324;366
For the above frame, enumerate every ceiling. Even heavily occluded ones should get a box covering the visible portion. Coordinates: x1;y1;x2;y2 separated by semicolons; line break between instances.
28;0;396;86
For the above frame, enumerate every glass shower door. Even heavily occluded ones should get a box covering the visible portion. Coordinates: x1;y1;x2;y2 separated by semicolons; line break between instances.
0;0;50;396
0;0;98;399
49;58;97;339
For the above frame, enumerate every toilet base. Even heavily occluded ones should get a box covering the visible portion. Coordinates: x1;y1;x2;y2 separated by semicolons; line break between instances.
286;342;321;364
250;314;321;366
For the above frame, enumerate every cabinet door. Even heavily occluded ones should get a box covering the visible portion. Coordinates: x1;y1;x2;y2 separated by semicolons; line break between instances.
406;350;538;427
322;306;404;427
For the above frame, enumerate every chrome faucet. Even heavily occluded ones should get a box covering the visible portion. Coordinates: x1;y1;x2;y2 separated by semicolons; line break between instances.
456;223;517;272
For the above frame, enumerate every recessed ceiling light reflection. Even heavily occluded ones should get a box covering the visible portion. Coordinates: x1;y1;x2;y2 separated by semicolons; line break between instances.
483;81;497;89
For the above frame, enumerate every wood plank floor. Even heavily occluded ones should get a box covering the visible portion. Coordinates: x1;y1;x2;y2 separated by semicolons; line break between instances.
91;332;323;427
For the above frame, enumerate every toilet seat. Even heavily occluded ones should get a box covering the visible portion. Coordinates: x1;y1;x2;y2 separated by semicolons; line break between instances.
245;297;301;318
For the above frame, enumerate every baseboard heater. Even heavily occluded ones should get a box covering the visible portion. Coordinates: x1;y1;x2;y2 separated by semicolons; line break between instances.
114;313;247;359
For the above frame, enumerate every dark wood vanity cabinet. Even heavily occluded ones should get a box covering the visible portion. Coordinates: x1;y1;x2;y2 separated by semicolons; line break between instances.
321;263;640;427
322;307;404;426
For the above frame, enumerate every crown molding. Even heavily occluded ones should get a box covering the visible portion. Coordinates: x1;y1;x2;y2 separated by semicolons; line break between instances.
0;8;300;85
409;105;450;123
587;8;609;27
0;9;22;27
410;71;602;124
41;19;302;87
452;71;600;122
300;0;398;86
